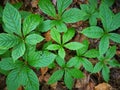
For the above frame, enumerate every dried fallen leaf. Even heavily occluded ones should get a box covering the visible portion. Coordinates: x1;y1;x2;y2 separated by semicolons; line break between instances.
31;0;39;8
41;67;48;77
95;83;112;90
43;31;52;41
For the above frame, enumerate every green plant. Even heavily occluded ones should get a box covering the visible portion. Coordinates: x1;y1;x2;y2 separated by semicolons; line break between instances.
1;3;44;61
0;46;56;90
80;0;99;25
47;27;84;59
48;56;84;89
67;40;99;72
38;0;85;32
93;46;120;82
81;3;120;55
0;3;57;90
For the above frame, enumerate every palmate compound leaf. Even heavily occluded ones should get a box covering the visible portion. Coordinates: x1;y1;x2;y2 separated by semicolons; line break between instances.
81;26;104;38
7;66;39;90
3;3;21;36
23;14;41;36
38;0;56;17
25;34;44;45
0;33;19;49
48;69;64;84
57;0;72;15
12;41;25;61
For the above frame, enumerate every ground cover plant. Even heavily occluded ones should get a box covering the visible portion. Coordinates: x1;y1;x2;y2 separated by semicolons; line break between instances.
0;0;120;90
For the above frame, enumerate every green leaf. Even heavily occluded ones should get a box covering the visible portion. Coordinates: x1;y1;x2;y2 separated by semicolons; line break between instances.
47;44;60;50
0;58;15;70
68;68;84;78
25;34;44;45
99;3;113;31
76;40;89;56
3;3;21;36
56;22;67;32
66;56;79;67
81;26;104;38
81;58;93;72
62;8;86;23
109;59;120;67
12;41;25;61
106;46;116;59
23;14;41;36
0;48;8;55
109;33;120;43
102;65;110;82
99;35;109;55
7;66;39;90
26;49;40;67
89;13;98;26
64;70;74;89
24;68;39;90
109;13;120;31
20;11;32;19
48;69;64;84
0;33;19;49
93;62;103;73
38;20;55;32
6;67;28;90
101;0;114;7
57;0;72;15
38;0;56;17
84;49;99;58
50;28;61;44
55;56;65;67
62;28;75;44
27;50;56;68
58;47;65;59
64;42;84;50
89;0;97;8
